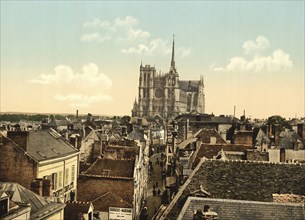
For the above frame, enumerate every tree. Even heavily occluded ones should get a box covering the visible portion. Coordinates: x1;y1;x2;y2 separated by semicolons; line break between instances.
266;115;291;129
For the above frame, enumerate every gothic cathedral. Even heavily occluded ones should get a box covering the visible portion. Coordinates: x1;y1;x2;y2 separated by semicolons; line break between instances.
132;37;205;119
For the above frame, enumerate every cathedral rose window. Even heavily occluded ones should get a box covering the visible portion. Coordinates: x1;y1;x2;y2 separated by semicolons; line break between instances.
155;88;163;98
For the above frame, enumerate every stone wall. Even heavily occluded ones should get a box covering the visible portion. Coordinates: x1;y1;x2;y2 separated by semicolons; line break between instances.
246;150;269;161
196;160;305;202
178;197;305;220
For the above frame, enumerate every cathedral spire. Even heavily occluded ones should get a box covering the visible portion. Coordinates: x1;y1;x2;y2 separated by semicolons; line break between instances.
170;35;176;71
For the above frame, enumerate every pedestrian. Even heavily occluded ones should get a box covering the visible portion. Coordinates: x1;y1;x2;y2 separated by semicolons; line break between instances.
153;183;156;190
156;182;158;187
154;207;157;214
157;189;160;196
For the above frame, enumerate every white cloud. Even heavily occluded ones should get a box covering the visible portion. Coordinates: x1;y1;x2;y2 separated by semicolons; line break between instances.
243;35;270;55
28;63;112;107
121;39;191;57
81;16;191;57
80;32;111;42
114;16;138;27
81;16;150;43
213;36;293;73
127;28;150;40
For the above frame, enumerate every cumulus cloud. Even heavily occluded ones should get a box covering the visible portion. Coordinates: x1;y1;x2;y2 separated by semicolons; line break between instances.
81;16;191;57
114;16;138;27
121;38;191;57
213;36;293;73
28;63;112;107
127;28;150;40
81;16;149;43
243;35;270;55
121;38;168;56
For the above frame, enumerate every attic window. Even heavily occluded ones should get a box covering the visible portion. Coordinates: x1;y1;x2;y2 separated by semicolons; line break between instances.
102;169;111;176
51;148;60;154
37;151;47;158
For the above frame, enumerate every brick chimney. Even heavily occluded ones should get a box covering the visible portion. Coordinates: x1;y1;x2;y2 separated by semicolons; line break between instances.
31;179;43;196
42;179;53;197
7;131;29;151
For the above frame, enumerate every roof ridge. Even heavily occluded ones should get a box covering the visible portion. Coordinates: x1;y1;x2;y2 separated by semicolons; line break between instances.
160;157;206;219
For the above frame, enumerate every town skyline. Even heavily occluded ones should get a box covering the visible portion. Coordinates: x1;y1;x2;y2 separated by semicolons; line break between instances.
1;1;304;119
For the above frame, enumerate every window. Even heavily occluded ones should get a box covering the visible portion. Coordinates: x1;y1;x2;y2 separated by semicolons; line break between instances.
52;173;57;190
71;165;75;183
58;171;63;188
65;168;69;185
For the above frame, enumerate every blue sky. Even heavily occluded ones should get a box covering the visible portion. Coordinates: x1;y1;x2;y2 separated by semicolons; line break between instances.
1;1;304;118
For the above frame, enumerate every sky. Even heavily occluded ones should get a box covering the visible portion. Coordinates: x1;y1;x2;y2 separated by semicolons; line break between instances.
1;1;304;119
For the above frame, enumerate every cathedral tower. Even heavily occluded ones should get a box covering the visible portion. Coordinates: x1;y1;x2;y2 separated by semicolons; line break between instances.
132;36;205;119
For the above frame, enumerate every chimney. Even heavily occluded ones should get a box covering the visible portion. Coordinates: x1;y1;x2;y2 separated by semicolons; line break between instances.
42;179;53;197
31;179;43;196
297;123;305;138
7;131;29;151
76;110;79;119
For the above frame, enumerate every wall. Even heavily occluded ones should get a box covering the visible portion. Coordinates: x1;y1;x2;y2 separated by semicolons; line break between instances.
196;160;305;202
46;209;64;220
178;197;305;220
285;150;305;162
233;131;253;145
0;137;37;189
246;150;269;161
268;149;280;162
268;149;305;163
37;155;79;202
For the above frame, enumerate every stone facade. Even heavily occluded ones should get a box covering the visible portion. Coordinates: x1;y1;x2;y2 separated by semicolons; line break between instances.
132;38;205;119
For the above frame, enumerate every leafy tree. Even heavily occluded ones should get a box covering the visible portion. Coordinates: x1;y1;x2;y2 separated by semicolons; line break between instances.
266;115;291;129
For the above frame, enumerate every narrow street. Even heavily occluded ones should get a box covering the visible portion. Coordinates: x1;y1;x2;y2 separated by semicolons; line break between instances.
145;148;165;219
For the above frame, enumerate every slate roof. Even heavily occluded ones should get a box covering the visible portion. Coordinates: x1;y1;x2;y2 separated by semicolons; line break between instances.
25;129;79;161
279;130;305;149
83;158;135;179
82;129;100;142
179;80;200;92
127;129;146;142
0;182;65;219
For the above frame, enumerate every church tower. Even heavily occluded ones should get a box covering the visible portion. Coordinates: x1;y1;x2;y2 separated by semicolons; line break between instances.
132;36;205;119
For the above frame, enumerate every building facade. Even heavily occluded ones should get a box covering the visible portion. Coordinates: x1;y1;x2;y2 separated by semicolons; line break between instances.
0;129;79;203
132;37;205;119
